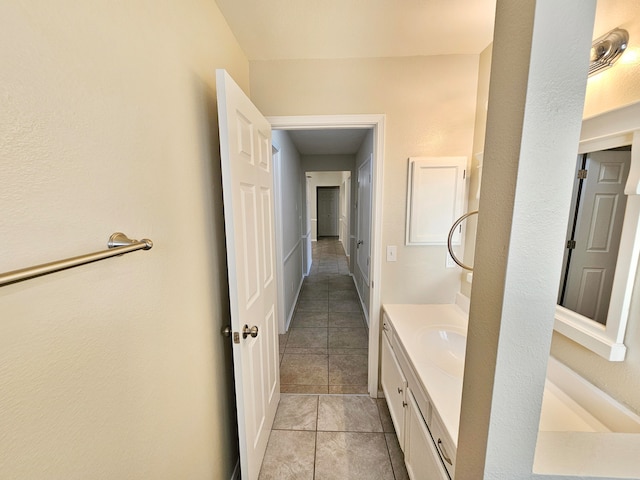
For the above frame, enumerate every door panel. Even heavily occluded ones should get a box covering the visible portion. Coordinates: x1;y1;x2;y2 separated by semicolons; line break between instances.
217;69;279;480
357;157;372;286
562;150;630;324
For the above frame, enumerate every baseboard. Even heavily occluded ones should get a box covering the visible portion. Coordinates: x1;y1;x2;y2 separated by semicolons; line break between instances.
230;458;240;480
350;273;370;327
285;275;305;331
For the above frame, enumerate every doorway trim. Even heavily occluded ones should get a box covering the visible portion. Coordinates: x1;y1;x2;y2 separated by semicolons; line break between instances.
268;114;385;398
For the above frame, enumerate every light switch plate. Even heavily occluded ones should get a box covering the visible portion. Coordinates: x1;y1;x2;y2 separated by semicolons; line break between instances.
387;245;397;262
446;251;457;268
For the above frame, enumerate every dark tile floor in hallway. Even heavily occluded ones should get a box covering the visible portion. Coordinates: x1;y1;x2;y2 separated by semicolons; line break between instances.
278;237;369;394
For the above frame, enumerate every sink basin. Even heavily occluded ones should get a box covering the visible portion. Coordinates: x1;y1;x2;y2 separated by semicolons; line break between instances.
419;326;466;377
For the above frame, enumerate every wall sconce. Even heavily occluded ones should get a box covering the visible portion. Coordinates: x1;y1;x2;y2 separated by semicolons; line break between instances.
589;28;629;76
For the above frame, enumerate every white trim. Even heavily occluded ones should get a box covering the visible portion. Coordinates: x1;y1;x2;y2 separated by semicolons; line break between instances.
272;143;287;335
268;114;385;399
547;356;640;432
356;155;372;286
554;103;640;361
283;238;302;264
285;275;305;331
352;272;370;327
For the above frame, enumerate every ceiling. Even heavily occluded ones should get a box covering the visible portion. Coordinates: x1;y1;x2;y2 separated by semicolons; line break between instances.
215;0;497;61
219;0;639;154
287;129;370;155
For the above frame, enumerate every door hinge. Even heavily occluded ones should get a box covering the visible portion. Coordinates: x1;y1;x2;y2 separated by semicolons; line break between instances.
577;169;588;179
566;240;576;249
463;169;466;180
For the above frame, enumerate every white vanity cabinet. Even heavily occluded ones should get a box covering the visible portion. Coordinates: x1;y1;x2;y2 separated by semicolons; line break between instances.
381;326;408;450
380;311;452;479
405;389;450;480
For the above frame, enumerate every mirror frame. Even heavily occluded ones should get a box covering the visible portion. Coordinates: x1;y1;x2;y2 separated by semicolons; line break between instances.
554;102;640;361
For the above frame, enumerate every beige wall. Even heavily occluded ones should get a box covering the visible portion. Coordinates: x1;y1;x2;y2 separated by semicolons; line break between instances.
583;0;640;119
0;1;247;478
461;10;640;415
250;55;479;307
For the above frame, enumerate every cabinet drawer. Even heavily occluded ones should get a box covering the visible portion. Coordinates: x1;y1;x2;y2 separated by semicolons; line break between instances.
381;333;407;450
430;412;456;478
382;312;394;342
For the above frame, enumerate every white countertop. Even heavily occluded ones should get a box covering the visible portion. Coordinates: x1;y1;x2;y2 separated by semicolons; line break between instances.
383;303;467;445
383;303;640;477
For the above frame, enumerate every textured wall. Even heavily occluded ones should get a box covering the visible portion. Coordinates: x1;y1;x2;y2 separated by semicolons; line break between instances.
0;1;248;478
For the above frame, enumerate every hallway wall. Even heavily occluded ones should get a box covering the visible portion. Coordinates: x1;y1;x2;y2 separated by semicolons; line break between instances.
272;130;305;331
0;2;247;478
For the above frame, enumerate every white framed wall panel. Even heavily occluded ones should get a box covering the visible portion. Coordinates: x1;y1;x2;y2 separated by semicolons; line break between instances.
405;157;467;245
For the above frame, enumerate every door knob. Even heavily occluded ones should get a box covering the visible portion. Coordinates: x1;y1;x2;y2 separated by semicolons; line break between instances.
357;240;364;247
242;324;259;339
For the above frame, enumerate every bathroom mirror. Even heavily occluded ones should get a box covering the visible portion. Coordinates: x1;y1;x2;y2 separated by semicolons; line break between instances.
554;103;640;361
557;146;631;325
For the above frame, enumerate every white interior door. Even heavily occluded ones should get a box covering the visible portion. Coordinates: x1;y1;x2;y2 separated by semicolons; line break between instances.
357;156;372;286
562;150;630;324
317;186;339;236
216;69;280;480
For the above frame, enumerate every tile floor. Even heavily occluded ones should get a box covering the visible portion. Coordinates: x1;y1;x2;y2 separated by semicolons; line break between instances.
279;238;369;394
258;394;409;480
261;239;409;479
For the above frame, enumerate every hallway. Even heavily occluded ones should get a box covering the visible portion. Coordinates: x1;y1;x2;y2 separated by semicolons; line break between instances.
279;238;369;394
258;239;410;479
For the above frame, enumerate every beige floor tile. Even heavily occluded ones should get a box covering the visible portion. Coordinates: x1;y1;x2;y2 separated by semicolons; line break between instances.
317;396;382;432
279;333;289;354
273;395;319;431
285;347;328;355
329;289;359;301
329;298;362;312
280;384;329;394
328;347;368;355
258;430;315;480
291;311;328;328
328;312;365;328
299;287;329;299
296;299;329;312
385;433;410;480
315;432;394;480
329;354;368;386
377;398;395;433
329;385;369;394
287;328;328;348
328;327;369;349
280;353;328;385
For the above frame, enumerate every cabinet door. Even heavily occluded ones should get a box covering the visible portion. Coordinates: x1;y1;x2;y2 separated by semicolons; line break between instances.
405;390;450;480
381;333;407;450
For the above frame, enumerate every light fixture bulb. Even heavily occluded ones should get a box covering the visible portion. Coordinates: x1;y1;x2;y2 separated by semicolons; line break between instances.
589;28;629;77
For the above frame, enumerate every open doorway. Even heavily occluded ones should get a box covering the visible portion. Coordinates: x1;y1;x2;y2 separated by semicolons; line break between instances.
269;115;385;398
